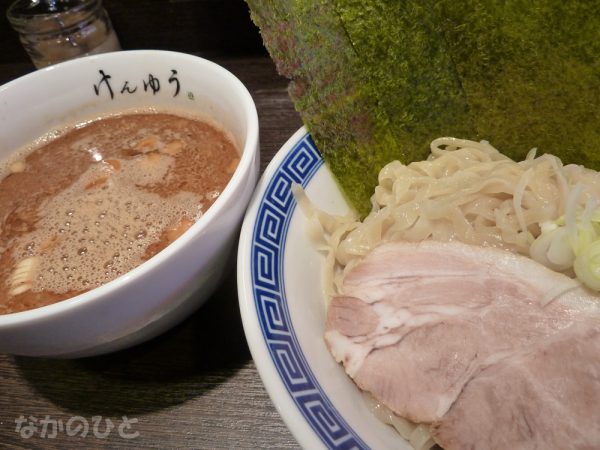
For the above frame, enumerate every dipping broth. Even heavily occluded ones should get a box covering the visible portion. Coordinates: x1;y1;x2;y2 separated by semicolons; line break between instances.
0;112;239;314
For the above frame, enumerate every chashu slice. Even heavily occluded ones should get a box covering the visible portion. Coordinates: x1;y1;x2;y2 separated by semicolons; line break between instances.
431;318;600;450
325;240;600;429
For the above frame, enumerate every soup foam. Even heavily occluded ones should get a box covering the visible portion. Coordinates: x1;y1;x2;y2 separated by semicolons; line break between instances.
0;112;239;313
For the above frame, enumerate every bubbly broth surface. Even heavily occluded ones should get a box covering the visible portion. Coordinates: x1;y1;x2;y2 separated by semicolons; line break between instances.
0;113;239;314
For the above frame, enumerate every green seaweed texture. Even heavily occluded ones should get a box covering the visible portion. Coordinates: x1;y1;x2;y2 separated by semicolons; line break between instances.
247;0;600;216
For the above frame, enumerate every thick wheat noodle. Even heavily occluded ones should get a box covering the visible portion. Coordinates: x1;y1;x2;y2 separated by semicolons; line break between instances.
297;138;600;297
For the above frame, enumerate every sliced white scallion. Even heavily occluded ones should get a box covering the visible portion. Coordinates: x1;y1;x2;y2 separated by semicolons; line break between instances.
530;226;574;272
530;184;600;292
574;240;600;291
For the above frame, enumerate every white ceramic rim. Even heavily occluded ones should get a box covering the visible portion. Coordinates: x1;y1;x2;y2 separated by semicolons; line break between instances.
0;50;259;326
238;127;321;448
238;127;372;449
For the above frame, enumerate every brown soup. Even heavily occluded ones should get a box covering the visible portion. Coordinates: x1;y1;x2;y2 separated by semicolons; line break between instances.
0;112;239;314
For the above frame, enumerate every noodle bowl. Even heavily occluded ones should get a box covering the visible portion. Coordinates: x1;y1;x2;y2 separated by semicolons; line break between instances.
294;137;600;449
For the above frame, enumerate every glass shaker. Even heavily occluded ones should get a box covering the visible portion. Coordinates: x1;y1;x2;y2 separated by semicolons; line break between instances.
6;0;121;69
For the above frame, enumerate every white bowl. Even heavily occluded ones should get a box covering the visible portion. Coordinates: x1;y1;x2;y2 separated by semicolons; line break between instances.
0;50;260;357
238;127;410;449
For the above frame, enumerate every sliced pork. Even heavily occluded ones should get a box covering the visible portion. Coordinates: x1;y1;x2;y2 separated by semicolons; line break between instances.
325;240;600;448
431;319;600;450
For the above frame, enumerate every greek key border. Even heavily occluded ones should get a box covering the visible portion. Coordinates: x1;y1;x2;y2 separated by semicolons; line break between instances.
250;133;367;449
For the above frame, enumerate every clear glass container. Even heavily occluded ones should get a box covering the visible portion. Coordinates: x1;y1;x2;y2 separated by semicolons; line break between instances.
7;0;121;69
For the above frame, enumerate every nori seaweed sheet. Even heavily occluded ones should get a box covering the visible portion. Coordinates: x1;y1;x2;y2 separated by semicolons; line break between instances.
247;0;600;216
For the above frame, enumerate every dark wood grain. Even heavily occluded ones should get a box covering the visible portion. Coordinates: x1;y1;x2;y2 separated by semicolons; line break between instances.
0;55;303;449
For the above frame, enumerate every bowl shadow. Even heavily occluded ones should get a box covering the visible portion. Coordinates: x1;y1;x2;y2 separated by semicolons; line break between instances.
13;268;250;417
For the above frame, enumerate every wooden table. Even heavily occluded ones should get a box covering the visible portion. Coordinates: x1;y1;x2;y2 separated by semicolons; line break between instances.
0;56;303;449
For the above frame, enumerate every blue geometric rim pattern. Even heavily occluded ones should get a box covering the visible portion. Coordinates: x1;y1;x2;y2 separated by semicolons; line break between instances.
250;133;368;450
